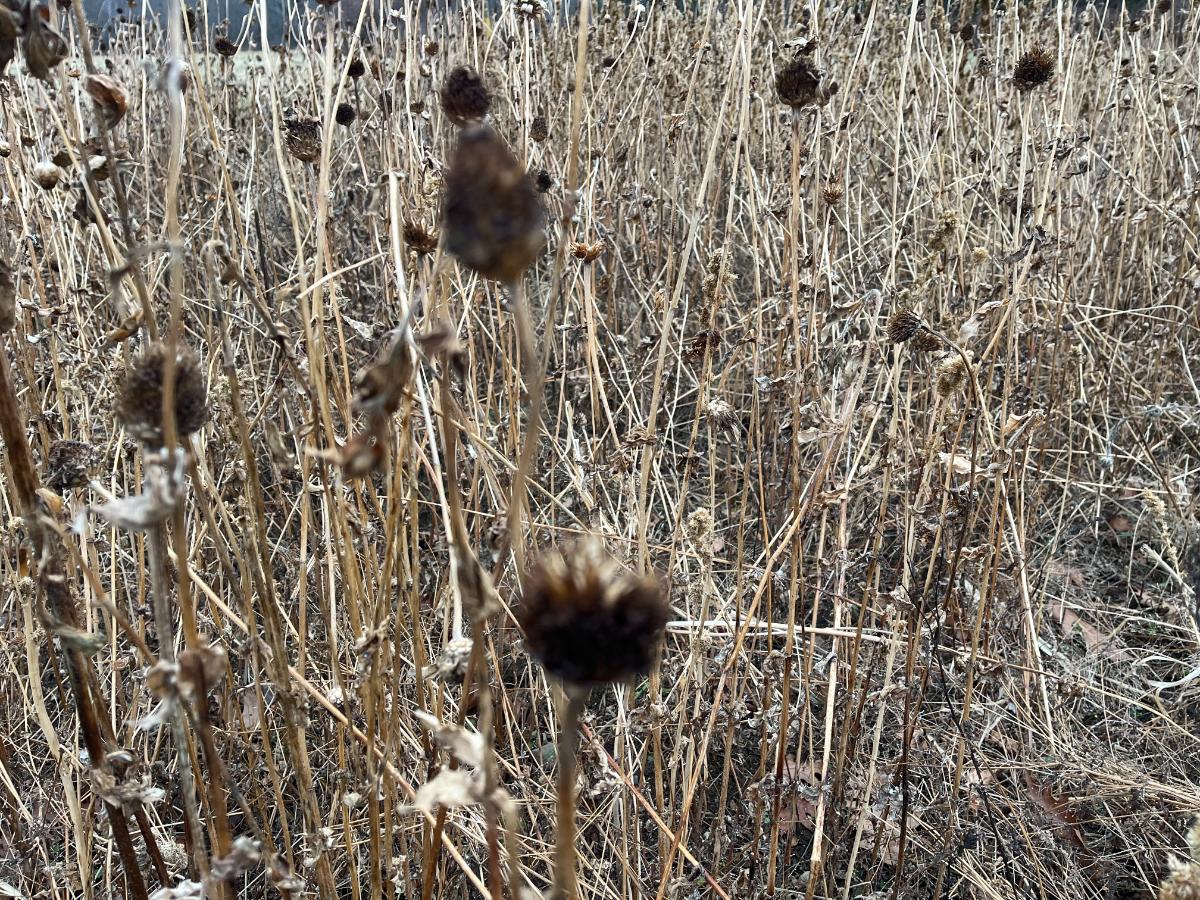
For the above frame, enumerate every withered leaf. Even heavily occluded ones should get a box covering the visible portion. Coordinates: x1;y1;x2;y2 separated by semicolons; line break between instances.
84;73;129;127
0;6;16;76
21;14;67;82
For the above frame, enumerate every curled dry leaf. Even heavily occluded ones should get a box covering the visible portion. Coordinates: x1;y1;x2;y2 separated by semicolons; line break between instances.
91;449;185;531
85;73;129;127
21;11;67;82
414;709;485;768
409;769;484;814
91;769;166;809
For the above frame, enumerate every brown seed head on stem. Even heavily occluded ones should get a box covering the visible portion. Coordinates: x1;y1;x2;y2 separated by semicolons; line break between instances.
116;343;209;446
440;65;492;127
442;126;545;283
519;539;668;689
1013;45;1055;91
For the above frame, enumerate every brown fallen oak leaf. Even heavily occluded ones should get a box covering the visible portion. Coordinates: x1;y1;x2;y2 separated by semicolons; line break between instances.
1023;772;1089;853
1048;599;1131;662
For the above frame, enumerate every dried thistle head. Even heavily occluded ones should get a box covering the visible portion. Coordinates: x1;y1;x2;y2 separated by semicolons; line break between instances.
935;351;973;398
887;309;924;344
116;343;209;445
440;66;492;127
282;117;322;163
403;219;439;256
519;539;668;688
442;126;545;283
776;55;837;109
1013;45;1055;91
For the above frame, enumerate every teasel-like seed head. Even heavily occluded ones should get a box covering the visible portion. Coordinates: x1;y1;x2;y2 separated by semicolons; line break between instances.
282;117;322;163
403;219;439;256
1013;45;1055;91
440;65;492;127
935;351;973;398
530;113;549;143
887;309;924;344
776;56;837;109
335;102;356;127
519;539;668;688
116;343;209;445
442;126;545;283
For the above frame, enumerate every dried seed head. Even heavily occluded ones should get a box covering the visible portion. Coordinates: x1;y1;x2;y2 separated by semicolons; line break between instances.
705;398;739;429
116;343;209;445
282;117;322;163
213;35;237;57
440;65;491;126
347;56;365;79
1160;858;1200;900
46;439;95;492
530;113;549;142
335;102;356;127
776;56;836;109
821;178;844;205
534;169;553;193
403;219;439;256
519;539;668;688
442;126;545;283
935;351;973;398
21;15;68;82
887;309;924;344
1013;45;1055;91
33;160;63;190
913;330;944;353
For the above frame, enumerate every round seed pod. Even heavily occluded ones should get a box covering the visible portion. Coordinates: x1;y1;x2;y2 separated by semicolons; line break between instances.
282;118;322;163
519;539;668;688
116;343;209;445
440;65;492;127
775;56;822;108
442;126;544;283
335;102;356;126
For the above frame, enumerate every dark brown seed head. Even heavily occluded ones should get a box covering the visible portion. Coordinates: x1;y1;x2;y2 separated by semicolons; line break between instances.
440;65;492;127
913;330;944;353
821;178;843;205
442;126;545;283
529;113;549;143
775;56;822;108
958;22;975;41
519;540;668;688
1013;45;1055;91
283;118;322;163
335;102;356;126
535;168;553;193
347;56;365;79
403;220;439;255
887;309;924;344
213;35;237;57
116;343;209;445
46;439;94;492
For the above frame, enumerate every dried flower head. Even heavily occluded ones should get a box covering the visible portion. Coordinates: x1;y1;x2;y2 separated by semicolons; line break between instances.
213;35;237;57
440;65;491;126
21;13;68;82
442;126;545;283
403;220;439;255
1160;857;1200;900
33;160;63;190
116;343;209;445
282;117;322;163
335;102;356;126
1013;45;1055;91
519;540;668;688
571;241;604;263
887;309;924;344
705;398;739;429
46;439;95;492
535;169;554;193
822;178;844;205
776;55;837;109
530;114;549;143
913;330;944;353
935;351;973;398
347;56;365;79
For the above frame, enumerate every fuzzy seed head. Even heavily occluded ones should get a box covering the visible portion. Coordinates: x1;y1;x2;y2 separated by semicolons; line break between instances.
935;352;973;398
1013;45;1055;91
519;540;668;688
442;126;545;283
887;309;924;344
403;220;439;256
335;102;356;127
530;114;549;143
116;343;209;445
440;66;492;127
283;118;322;163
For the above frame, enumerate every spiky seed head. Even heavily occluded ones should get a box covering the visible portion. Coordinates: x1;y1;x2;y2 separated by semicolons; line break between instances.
440;66;492;127
519;539;668;688
442;126;545;283
887;309;924;344
46;439;94;492
282;118;322;163
116;343;209;445
822;178;844;205
776;56;836;108
530;114;549;143
403;220;439;256
1013;45;1055;91
935;352;973;398
913;330;945;353
335;102;356;127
